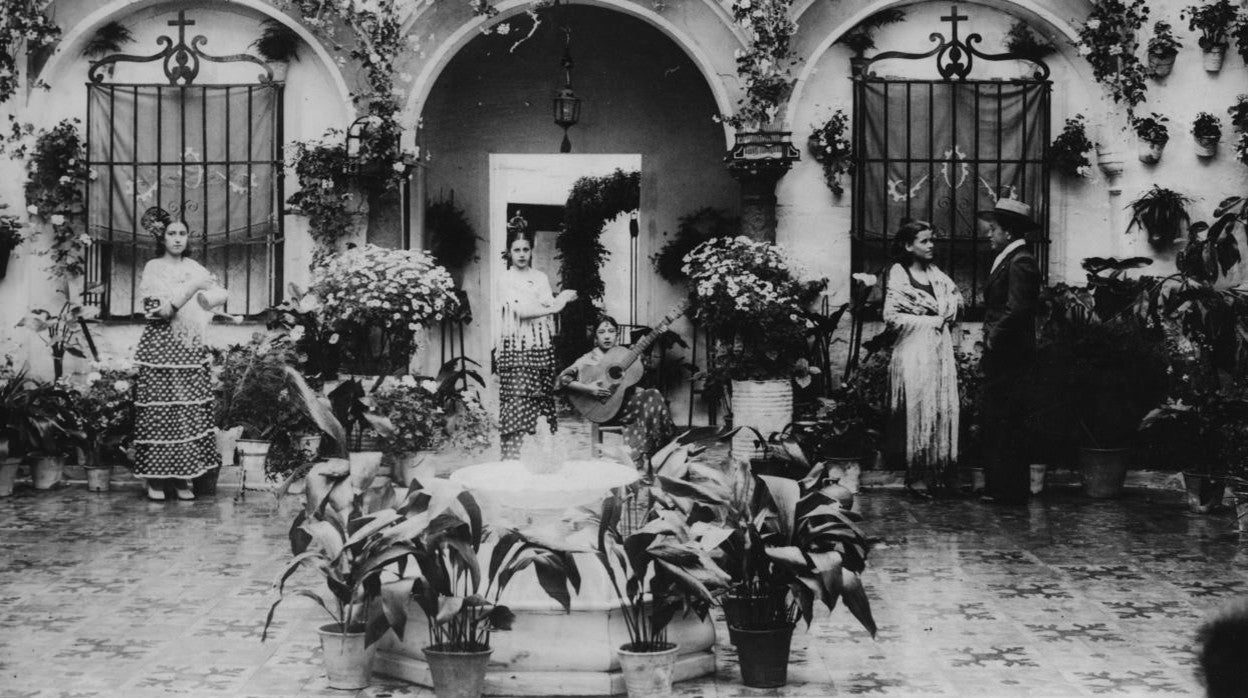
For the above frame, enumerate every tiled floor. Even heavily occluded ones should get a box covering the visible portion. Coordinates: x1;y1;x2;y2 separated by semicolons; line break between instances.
1;444;1243;696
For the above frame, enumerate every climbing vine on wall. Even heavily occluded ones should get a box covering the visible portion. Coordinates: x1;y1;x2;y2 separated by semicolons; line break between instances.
22;119;93;279
0;0;61;104
723;0;798;129
1075;0;1150;116
285;135;356;266
555;169;640;367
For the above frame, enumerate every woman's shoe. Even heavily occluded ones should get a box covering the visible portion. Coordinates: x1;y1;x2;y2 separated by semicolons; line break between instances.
172;480;195;501
145;481;166;501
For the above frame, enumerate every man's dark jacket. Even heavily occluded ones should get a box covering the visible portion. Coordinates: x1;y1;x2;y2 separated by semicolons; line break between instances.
981;243;1039;373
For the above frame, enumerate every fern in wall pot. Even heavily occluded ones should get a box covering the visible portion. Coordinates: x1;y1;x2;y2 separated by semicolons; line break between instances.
1127;185;1194;248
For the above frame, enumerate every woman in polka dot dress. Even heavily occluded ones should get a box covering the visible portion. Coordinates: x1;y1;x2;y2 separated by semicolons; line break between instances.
558;315;675;470
132;214;221;500
496;214;577;460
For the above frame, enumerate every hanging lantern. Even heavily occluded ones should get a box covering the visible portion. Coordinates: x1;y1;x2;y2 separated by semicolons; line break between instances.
551;27;580;153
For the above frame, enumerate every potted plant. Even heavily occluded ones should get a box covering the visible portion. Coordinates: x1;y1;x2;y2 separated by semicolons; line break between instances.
1031;279;1169;498
789;352;886;472
1127;185;1193;248
838;8;906;75
251;18;300;80
0;372;80;492
1004;21;1056;61
1147;21;1183;77
0;358;31;496
0;203;24;281
1230;95;1248;133
1183;0;1238;71
81;21;134;77
1049;114;1095;178
682;236;827;456
808;109;853;196
1142;387;1248;513
371;377;446;485
312;244;459;376
1132;113;1171;163
17;283;100;380
594;488;731;697
69;365;136;492
425;195;480;284
1193;112;1224;157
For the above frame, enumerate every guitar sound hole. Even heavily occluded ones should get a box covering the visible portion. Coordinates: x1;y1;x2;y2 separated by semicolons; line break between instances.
608;366;624;380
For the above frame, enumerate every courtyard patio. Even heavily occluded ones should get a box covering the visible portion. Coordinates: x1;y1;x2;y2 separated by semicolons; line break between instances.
0;426;1238;698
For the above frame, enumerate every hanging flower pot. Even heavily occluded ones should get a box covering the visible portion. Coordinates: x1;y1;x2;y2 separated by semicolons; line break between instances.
1195;136;1220;157
1095;147;1125;178
1138;140;1165;164
1202;44;1227;72
1148;50;1177;77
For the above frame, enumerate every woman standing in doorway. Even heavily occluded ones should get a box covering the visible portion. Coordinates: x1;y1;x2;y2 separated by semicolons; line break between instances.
883;219;962;498
132;209;222;500
496;212;577;460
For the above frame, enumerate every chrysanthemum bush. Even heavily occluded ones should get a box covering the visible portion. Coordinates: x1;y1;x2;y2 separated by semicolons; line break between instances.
1076;0;1150;114
312;244;459;358
682;236;826;384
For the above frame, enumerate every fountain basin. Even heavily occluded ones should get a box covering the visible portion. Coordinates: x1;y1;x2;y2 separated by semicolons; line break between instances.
374;459;718;695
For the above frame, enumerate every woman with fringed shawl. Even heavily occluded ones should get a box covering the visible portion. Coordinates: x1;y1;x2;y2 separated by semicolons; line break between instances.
883;220;962;497
495;212;577;460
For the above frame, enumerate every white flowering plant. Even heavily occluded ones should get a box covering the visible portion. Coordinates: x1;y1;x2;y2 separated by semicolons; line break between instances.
312;244;459;365
1075;0;1150;114
21;119;93;278
808;109;853;196
372;376;447;455
1049;114;1095;178
682;236;827;384
68;362;138;466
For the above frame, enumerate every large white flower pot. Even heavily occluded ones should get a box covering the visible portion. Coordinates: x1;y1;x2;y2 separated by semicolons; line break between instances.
730;379;793;458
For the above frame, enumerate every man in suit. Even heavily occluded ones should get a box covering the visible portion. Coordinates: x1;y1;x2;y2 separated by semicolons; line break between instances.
976;198;1041;504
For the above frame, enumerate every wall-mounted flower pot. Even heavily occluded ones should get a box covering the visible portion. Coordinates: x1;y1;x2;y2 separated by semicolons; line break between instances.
1096;148;1125;178
1194;137;1219;158
1148;50;1176;77
266;60;289;82
1138;140;1165;164
1202;45;1227;72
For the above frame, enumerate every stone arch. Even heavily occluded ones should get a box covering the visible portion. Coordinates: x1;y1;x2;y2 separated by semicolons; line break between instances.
31;0;354;115
401;0;742;147
786;0;1101;128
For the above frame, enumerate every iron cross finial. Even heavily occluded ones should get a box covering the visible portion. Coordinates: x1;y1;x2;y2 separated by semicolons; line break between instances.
941;4;968;41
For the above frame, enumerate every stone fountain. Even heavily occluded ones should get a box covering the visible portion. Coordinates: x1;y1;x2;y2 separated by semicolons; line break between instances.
374;425;718;695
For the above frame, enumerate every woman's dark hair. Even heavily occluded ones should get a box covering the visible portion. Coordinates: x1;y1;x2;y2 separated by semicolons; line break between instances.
501;212;536;267
1196;599;1248;698
593;314;619;332
889;219;933;264
155;220;192;258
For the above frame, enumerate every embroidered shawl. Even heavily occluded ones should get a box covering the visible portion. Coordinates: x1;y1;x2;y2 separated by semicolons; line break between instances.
497;267;556;351
883;263;962;469
138;258;219;348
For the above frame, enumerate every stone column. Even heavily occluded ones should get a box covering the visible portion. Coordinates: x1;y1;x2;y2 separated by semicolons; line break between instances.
725;131;800;242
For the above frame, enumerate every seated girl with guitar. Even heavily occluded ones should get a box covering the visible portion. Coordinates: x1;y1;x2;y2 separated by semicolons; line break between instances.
558;315;675;470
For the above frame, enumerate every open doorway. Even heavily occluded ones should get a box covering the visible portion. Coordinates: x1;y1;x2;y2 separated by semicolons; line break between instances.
487;153;642;347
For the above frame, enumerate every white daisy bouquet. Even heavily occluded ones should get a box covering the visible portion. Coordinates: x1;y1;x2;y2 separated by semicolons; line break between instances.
312;244;459;359
682;236;826;382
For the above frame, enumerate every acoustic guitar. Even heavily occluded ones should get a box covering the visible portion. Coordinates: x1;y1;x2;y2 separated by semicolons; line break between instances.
567;302;689;423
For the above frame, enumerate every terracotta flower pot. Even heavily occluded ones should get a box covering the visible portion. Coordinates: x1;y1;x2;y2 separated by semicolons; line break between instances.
1138;140;1165;164
617;642;679;698
0;459;20;497
317;623;375;690
1148;50;1176;77
1195;137;1219;158
423;645;492;698
85;465;112;492
1202;45;1227;72
1183;472;1226;514
32;456;64;490
733;623;795;688
1078;447;1128;499
1234;490;1248;534
235;439;270;491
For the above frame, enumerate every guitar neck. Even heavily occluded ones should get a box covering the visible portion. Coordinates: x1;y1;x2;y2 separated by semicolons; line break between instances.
621;301;689;369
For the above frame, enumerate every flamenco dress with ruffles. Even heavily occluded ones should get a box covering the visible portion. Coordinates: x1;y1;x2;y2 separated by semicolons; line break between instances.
132;258;218;481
